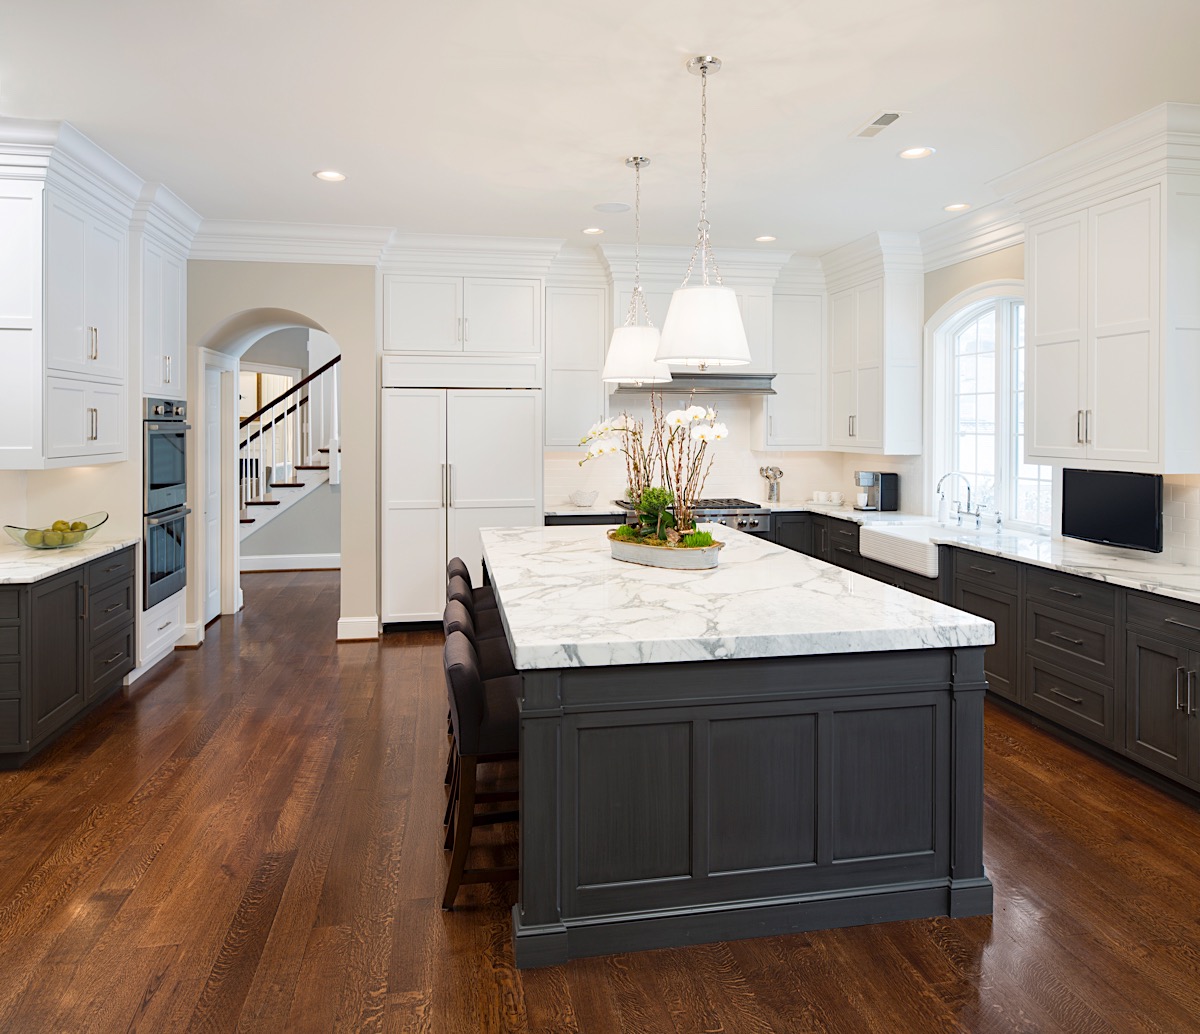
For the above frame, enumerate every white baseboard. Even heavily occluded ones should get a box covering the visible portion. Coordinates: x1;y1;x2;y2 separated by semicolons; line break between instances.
124;643;180;685
178;620;205;648
240;552;341;572
337;615;379;641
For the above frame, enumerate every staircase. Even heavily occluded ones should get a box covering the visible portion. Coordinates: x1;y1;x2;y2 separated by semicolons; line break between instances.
239;355;340;540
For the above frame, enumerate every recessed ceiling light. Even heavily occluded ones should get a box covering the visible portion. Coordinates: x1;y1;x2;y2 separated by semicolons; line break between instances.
898;146;936;160
944;202;971;212
582;227;605;235
313;170;346;182
755;235;777;243
594;202;631;214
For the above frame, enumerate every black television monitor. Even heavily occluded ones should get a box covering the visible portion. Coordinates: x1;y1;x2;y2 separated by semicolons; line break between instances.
1061;468;1163;553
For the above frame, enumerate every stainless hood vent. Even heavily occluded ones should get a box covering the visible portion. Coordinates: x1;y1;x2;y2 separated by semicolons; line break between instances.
612;372;776;397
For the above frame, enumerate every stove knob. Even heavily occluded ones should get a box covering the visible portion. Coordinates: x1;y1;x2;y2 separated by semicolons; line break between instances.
154;404;165;416
749;518;760;528
736;518;748;528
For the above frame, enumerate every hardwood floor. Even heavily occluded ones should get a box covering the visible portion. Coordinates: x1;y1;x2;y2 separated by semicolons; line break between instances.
1;571;1199;1032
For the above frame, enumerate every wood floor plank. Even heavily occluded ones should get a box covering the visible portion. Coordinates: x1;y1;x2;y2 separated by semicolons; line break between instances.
1;571;1199;1033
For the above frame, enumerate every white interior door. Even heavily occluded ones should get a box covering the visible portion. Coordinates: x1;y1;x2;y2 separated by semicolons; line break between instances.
381;388;448;622
204;366;222;623
446;389;542;588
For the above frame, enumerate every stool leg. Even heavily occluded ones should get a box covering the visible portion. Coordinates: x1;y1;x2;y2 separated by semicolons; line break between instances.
443;750;460;848
444;738;455;785
442;756;478;910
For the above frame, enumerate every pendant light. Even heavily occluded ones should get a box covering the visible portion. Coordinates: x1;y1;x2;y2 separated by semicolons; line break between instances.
601;157;672;385
656;56;750;369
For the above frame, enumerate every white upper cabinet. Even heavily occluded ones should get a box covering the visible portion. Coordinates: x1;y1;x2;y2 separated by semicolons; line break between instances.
44;190;126;382
732;286;773;374
545;285;606;447
1024;187;1165;468
140;241;188;399
821;245;921;457
997;104;1200;474
762;292;824;448
0;119;140;470
383;273;541;355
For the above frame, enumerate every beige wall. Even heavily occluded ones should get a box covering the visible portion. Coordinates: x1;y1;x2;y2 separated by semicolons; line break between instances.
187;260;377;632
0;471;28;528
924;244;1024;322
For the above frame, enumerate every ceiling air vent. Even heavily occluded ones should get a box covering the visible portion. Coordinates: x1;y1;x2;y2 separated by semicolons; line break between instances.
853;111;905;139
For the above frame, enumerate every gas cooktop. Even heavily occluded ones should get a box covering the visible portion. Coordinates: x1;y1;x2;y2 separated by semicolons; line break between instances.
614;497;763;512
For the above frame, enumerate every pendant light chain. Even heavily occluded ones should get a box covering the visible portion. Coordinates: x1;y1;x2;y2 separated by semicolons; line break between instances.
681;60;723;289
625;156;655;328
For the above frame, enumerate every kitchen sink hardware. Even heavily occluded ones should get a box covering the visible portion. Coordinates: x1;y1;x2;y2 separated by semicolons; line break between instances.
615;497;772;538
759;466;784;502
855;471;899;511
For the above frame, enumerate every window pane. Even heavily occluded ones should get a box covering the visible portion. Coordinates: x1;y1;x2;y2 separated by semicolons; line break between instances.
977;311;996;354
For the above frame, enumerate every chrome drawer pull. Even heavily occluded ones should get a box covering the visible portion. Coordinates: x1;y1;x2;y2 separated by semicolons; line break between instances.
157;621;172;632
969;565;996;575
1049;587;1083;599
1049;686;1084;706
1050;631;1084;647
1165;617;1200;634
104;604;120;614
1189;670;1197;717
836;546;854;554
1177;667;1187;712
103;651;124;665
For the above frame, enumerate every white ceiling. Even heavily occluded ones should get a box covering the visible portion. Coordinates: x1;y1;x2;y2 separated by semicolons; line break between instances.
4;0;1200;255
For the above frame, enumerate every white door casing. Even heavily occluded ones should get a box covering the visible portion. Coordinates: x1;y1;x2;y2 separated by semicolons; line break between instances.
204;365;222;623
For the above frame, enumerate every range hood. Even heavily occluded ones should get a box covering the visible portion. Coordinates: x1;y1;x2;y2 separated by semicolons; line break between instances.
612;371;776;397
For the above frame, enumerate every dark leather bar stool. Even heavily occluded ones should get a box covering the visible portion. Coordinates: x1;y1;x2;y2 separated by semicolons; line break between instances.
442;630;520;909
446;557;498;610
447;575;505;638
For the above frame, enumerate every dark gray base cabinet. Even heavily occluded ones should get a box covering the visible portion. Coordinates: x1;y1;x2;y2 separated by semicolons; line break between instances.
952;557;1021;705
0;546;135;768
544;513;625;527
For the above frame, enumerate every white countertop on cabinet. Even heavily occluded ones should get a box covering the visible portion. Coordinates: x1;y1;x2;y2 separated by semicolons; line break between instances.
480;524;994;670
0;537;140;585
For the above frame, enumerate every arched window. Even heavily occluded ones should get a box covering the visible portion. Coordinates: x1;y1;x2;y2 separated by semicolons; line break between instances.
934;294;1051;529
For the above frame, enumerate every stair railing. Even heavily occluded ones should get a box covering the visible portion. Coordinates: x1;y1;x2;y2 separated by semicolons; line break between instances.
239;355;341;518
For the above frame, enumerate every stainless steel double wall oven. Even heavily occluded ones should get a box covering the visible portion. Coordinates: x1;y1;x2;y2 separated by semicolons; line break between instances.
143;398;190;609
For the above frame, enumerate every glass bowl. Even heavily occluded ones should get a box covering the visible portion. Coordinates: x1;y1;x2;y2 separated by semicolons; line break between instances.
3;512;109;550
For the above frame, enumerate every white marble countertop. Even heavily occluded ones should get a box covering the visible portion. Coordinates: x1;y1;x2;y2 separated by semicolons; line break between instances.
0;537;139;585
481;524;994;669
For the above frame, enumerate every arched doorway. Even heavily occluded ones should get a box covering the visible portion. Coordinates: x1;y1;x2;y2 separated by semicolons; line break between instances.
190;308;341;630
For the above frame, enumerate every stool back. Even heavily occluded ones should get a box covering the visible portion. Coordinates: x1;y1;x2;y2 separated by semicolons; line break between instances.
443;631;484;756
447;574;475;614
446;556;470;585
442;598;477;643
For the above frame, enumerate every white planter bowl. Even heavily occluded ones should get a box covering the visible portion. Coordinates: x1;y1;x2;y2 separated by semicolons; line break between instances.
607;531;724;569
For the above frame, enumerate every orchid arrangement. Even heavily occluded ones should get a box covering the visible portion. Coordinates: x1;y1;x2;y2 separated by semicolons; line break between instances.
579;393;729;544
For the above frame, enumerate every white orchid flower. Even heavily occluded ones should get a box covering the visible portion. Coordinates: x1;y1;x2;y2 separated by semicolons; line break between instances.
711;421;729;440
691;424;715;442
706;407;717;421
665;409;688;428
685;405;707;422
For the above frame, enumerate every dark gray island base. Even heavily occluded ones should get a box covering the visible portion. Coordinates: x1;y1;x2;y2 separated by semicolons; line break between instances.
512;644;992;968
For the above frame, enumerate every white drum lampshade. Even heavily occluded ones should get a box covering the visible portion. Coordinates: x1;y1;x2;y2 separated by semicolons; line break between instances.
601;325;672;384
656;285;750;367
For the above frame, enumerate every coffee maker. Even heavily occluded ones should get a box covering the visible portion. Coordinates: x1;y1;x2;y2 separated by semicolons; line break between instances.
854;471;899;511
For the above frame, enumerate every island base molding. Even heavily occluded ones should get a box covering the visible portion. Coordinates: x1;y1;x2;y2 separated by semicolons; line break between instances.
514;646;994;969
513;878;994;968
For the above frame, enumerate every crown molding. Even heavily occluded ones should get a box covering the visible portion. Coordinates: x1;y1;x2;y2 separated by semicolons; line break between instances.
190;220;394;264
0;117;142;221
991;102;1200;219
821;231;923;290
774;255;826;293
546;244;609;288
131;182;204;254
381;233;565;277
919;201;1025;272
599;243;794;286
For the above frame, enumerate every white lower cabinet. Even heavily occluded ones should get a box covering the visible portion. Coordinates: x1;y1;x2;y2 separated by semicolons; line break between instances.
138;589;185;669
381;387;543;622
44;377;125;462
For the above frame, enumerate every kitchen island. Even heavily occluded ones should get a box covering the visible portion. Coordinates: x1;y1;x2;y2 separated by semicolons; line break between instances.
480;524;996;969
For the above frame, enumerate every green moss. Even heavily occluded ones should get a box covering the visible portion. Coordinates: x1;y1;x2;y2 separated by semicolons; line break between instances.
682;530;714;548
611;524;638;541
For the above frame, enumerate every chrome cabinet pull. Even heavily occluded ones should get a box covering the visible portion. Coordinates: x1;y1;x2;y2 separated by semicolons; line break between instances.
104;603;120;614
1176;667;1186;711
969;565;996;575
157;620;172;632
447;463;453;507
835;546;854;554
1189;670;1197;717
1049;586;1082;598
462;318;469;343
1050;631;1085;647
1076;410;1083;444
1165;617;1200;634
440;463;446;507
1049;686;1084;706
103;651;124;665
457;317;462;342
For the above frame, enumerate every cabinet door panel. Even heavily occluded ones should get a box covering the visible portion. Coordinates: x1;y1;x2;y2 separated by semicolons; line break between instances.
464;277;539;354
380;389;447;621
854;365;883;448
953;580;1019;703
546;286;605;447
1029;214;1086;338
1092;187;1158;330
733;287;772;374
85;218;124;380
1026;336;1086;461
829;289;856;373
44;194;88;375
162;252;186;397
89;383;125;456
446;389;542;587
142;243;166;393
384;276;462;352
828;369;855;448
44;377;88;459
30;570;85;744
1125;632;1190;778
856;280;884;367
767;294;823;447
1089;330;1155;463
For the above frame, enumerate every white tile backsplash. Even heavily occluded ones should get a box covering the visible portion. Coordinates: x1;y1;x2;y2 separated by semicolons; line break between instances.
1164;476;1200;566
